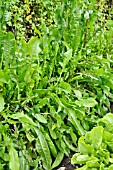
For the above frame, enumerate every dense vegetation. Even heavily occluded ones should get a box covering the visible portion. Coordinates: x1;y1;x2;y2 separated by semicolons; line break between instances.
0;0;113;169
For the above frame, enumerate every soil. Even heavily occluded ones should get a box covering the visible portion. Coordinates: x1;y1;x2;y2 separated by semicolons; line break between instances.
110;103;113;113
54;152;83;170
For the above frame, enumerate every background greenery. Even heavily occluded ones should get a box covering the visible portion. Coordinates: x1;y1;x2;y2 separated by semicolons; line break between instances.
0;0;113;169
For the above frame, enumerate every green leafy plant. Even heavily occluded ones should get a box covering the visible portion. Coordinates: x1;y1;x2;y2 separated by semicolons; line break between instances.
5;0;61;40
71;113;113;170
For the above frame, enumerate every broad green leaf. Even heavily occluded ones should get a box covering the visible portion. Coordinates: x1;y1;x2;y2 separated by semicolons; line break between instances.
55;140;62;152
73;89;82;99
78;136;95;155
71;153;90;164
35;128;52;170
33;89;49;95
52;151;64;169
10;112;24;119
91;68;106;76
9;147;20;170
0;70;9;84
10;112;36;126
1;2;113;170
86;157;99;168
19;39;28;57
3;32;16;60
72;25;82;52
59;81;71;93
0;163;4;170
105;20;113;28
74;109;85;120
0;95;5;112
103;131;113;142
34;114;47;124
28;37;41;56
0;150;9;162
62;49;72;68
26;132;34;142
20;115;36;126
99;113;113;133
85;126;103;149
76;98;97;107
38;98;49;108
103;131;113;151
24;70;31;83
108;165;113;170
19;151;29;170
98;148;109;165
11;112;36;126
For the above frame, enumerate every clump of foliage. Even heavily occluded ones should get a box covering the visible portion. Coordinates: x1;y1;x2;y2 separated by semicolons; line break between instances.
4;0;61;40
71;113;113;170
0;0;113;170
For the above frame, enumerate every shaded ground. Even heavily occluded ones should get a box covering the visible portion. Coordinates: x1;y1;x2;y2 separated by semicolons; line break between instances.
54;152;83;170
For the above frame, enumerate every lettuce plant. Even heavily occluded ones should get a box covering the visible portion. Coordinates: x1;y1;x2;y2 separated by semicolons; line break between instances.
71;113;113;170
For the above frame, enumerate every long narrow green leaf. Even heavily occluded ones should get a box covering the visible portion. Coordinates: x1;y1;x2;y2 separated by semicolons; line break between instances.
52;151;64;169
67;108;85;136
44;132;57;158
35;128;52;170
63;136;77;152
19;151;29;170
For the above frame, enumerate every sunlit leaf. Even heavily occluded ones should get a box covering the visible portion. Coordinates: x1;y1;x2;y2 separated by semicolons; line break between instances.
34;114;47;124
85;126;103;149
67;108;85;136
59;81;71;93
52;151;64;169
35;128;52;170
0;95;5;112
99;113;113;133
44;132;57;158
28;37;41;56
76;98;97;107
9;147;20;170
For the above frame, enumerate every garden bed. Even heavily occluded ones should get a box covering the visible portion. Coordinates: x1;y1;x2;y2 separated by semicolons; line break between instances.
0;0;113;170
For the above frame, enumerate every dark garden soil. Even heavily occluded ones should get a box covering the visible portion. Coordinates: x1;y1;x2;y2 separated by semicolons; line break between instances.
110;103;113;113
54;152;83;170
